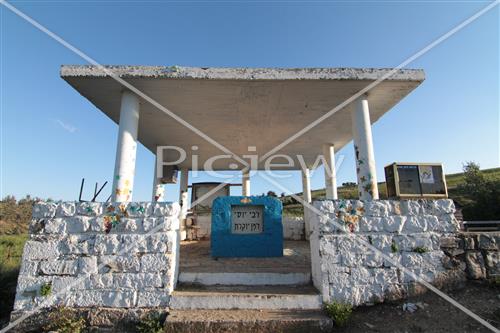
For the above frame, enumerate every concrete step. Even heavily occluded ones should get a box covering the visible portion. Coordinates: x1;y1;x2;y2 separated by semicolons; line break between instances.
164;309;333;333
170;284;323;310
178;271;311;286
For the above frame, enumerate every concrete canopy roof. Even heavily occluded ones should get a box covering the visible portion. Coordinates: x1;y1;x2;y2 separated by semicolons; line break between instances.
61;65;424;170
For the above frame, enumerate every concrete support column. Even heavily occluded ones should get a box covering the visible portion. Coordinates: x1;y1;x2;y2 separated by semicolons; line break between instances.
152;155;164;202
302;168;312;238
178;168;189;240
179;168;189;215
111;91;140;202
322;144;338;200
242;169;251;196
352;97;379;200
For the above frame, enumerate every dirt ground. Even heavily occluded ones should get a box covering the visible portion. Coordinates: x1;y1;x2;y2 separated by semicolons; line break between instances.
337;281;500;333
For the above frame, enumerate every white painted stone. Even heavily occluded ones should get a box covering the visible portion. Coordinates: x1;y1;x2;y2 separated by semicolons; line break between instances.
23;241;59;260
113;273;163;289
66;216;91;233
178;272;311;286
32;202;58;218
146;232;173;253
364;201;389;217
44;218;67;234
56;202;76;217
141;253;169;272
371;235;393;252
68;290;137;307
126;202;153;217
19;260;38;277
143;217;173;233
170;292;322;310
401;216;427;233
350;267;372;284
110;218;142;233
373;268;399;285
400;200;422;215
359;216;384;232
76;202;103;216
94;234;121;255
382;216;406;233
79;256;98;274
99;255;141;273
88;273;114;289
52;276;85;293
39;260;78;276
364;252;384;268
434;199;455;214
137;290;170;307
60;234;96;255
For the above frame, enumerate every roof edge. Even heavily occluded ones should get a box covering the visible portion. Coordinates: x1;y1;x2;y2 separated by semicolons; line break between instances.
60;65;425;82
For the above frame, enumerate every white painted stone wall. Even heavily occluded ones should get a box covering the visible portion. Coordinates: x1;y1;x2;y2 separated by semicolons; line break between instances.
283;216;305;240
14;201;180;311
310;199;461;306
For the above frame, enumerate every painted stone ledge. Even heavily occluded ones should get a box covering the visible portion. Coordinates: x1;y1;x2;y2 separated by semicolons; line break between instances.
13;201;181;312
310;199;464;306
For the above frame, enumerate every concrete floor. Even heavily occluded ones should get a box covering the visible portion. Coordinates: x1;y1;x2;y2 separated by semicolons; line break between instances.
179;240;311;274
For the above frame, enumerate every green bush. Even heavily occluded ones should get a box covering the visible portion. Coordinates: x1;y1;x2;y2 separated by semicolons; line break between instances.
391;241;399;253
136;312;166;333
40;282;52;297
324;301;353;327
413;246;429;254
456;162;500;220
43;307;87;333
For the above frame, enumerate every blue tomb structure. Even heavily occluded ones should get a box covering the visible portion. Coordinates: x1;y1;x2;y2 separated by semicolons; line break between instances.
211;196;283;257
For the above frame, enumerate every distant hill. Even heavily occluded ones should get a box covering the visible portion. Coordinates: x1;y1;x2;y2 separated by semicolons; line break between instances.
281;167;500;216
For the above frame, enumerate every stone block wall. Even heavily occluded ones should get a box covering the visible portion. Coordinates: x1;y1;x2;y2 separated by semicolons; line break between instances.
310;199;465;306
442;232;499;280
13;201;180;312
283;216;305;240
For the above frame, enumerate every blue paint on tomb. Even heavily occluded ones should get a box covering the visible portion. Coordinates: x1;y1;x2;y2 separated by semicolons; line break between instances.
211;196;283;258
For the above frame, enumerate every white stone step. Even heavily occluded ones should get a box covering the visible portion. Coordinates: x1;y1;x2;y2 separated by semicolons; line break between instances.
170;285;323;310
165;309;333;333
178;271;311;286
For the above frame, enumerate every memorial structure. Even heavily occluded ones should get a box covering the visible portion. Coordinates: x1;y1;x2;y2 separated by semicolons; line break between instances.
12;66;496;332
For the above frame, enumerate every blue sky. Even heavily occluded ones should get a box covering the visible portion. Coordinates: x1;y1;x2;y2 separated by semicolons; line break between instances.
1;0;498;202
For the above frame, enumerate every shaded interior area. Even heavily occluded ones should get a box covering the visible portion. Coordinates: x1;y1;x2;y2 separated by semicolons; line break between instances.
179;240;311;274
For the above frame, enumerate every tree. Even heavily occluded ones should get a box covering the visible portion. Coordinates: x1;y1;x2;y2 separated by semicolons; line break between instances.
458;162;500;221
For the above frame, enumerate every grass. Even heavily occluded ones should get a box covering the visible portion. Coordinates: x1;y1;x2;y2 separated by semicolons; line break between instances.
324;301;353;327
0;234;28;326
